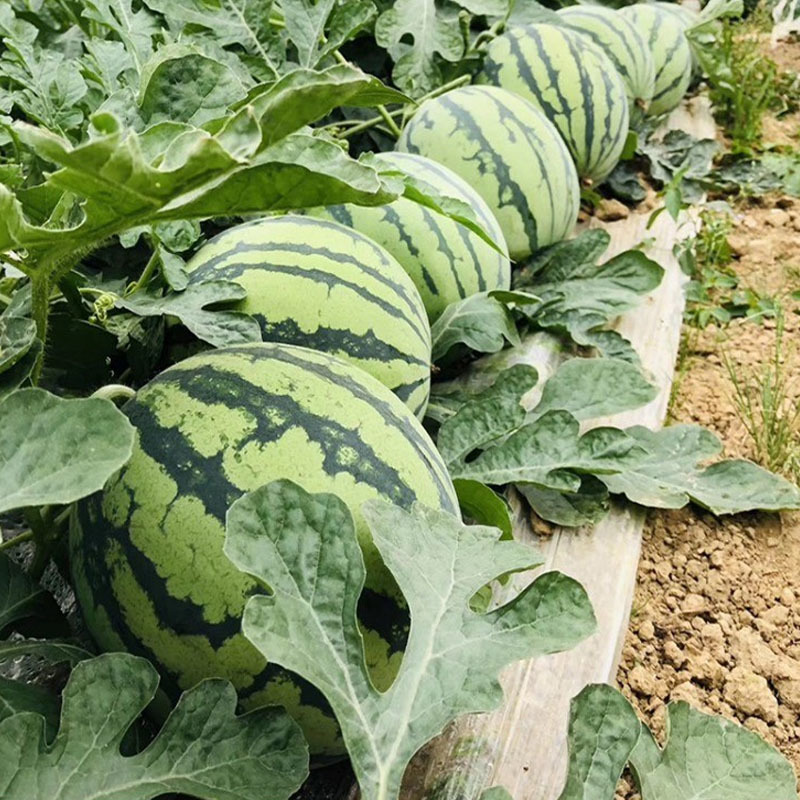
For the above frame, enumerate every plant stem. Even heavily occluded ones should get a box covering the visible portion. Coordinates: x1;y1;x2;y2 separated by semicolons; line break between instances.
92;383;136;403
377;105;402;137
30;275;51;384
128;249;160;295
0;529;34;552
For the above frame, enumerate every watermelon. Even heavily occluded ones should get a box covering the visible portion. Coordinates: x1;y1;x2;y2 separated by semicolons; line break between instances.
654;2;703;75
397;85;580;260
70;343;459;757
184;215;432;418
557;6;656;123
479;23;630;184
309;152;511;322
620;4;693;117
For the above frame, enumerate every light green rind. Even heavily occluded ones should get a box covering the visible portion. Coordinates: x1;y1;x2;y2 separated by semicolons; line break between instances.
70;343;459;758
557;6;656;121
479;23;630;183
185;215;432;417
310;152;511;322
398;85;580;260
621;5;693;116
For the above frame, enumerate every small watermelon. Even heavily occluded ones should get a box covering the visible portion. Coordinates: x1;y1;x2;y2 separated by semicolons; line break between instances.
184;215;432;418
621;4;693;117
70;343;459;758
479;23;630;184
310;152;510;322
557;6;656;123
398;85;579;260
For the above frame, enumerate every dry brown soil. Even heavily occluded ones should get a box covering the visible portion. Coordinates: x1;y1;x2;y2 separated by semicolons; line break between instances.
616;66;800;795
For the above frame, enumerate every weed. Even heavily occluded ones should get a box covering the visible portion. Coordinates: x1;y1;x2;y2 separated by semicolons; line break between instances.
723;306;800;482
706;20;779;152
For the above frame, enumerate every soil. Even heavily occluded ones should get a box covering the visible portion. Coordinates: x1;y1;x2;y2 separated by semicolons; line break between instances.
615;87;800;797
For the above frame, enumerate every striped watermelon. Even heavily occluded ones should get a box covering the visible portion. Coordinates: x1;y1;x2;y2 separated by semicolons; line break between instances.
397;86;579;260
557;6;656;123
310;152;511;322
185;215;432;418
621;5;693;116
654;2;702;74
70;343;459;757
479;23;630;184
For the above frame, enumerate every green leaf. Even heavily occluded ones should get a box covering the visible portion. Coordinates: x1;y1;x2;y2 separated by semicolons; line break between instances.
82;0;159;76
0;639;92;666
226;480;595;800
599;425;800;514
0;340;42;399
157;245;189;291
138;47;249;126
115;281;261;348
454;479;512;539
520;476;610;528
375;0;464;95
0;677;59;741
480;789;514;800
141;0;282;78
0;317;37;376
450;410;646;491
630;702;796;800
320;0;377;63
282;0;339;67
0;388;135;514
0;652;310;800
531;358;657;422
558;684;641;800
0;554;68;639
437;365;538;464
431;293;521;362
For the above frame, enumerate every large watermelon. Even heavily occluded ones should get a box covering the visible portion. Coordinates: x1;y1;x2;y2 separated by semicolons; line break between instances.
310;152;511;322
557;6;656;123
398;86;579;260
479;23;630;184
621;4;693;116
70;343;459;758
185;215;432;418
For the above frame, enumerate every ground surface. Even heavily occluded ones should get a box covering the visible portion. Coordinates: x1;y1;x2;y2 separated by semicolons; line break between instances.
616;37;800;797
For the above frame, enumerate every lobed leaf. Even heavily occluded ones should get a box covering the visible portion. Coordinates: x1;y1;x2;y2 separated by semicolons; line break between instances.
226;480;595;800
0;652;309;800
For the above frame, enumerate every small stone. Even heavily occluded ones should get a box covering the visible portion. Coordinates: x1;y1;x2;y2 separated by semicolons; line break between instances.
744;716;771;738
680;593;707;616
664;640;687;668
639;620;655;641
774;678;800;712
595;198;630;221
687;651;726;689
760;605;790;627
724;667;778;722
780;588;795;606
670;680;703;707
628;664;658;697
765;208;790;228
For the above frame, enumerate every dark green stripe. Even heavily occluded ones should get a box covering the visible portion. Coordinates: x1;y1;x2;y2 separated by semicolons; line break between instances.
189;243;430;349
437;91;539;254
380;204;439;296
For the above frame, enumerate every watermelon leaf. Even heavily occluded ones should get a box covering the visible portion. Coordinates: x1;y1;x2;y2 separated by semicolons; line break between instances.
114;280;261;348
0;639;92;666
226;479;595;800
0;652;310;800
0;676;60;741
0;554;68;639
598;425;800;514
558;684;797;800
374;0;465;96
449;409;646;490
519;477;610;528
0;317;37;376
431;293;521;362
529;357;657;423
0;388;135;514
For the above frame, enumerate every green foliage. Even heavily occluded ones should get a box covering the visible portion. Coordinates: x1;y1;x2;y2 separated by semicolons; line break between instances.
226;479;595;800
559;684;797;800
703;20;779;152
724;308;800;484
0;652;310;800
0;388;134;514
